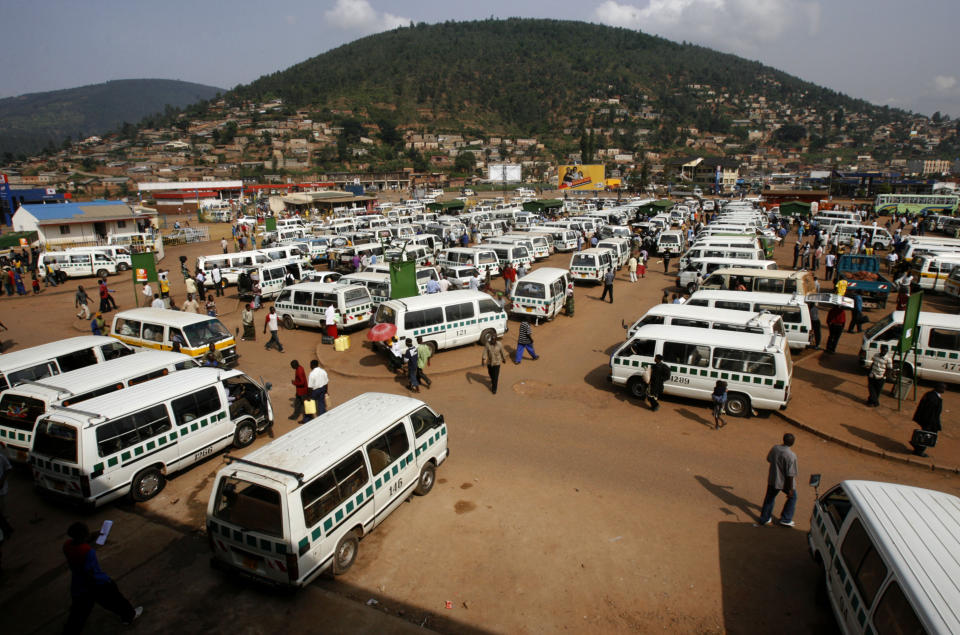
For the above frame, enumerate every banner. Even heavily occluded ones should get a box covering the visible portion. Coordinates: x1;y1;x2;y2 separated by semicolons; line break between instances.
389;261;419;299
559;165;605;190
131;252;158;306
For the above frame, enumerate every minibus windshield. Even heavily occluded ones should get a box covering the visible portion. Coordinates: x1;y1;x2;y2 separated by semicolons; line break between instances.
515;282;546;299
183;320;231;347
376;305;397;324
33;420;78;462
0;393;46;432
571;254;596;267
213;477;283;538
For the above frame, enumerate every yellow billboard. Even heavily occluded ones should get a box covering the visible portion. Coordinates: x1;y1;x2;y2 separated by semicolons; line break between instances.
559;164;605;190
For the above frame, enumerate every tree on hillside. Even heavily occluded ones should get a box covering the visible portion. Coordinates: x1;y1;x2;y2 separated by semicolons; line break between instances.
454;151;476;173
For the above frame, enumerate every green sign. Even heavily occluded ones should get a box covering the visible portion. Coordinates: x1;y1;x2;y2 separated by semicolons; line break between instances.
899;291;923;354
389;261;418;299
265;217;277;231
131;252;158;307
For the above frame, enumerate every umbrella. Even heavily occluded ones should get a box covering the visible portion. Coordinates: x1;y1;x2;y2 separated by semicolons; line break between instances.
367;322;397;342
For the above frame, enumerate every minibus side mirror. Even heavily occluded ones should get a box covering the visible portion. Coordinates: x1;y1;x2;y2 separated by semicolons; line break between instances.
437;414;445;426
809;474;821;488
265;382;273;392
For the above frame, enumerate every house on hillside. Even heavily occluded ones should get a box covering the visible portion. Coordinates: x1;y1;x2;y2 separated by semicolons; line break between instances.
666;156;740;193
12;200;156;246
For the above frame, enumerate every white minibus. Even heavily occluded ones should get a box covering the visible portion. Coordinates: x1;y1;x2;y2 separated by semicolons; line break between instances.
808;480;960;634
596;237;632;268
30;367;273;507
237;259;304;300
275;282;374;331
206;393;448;586
834;224;894;251
373;290;508;353
338;272;393;304
678;246;765;270
37;250;119;281
197;250;271;283
908;254;960;292
860;311;960;384
901;241;960;264
111;308;238;365
609;325;792;416
0;336;134;392
438;247;501;278
569;248;613;283
657;230;685;256
510;268;571;321
686;290;814;351
70;246;133;271
699;268;816;295
498;234;550;260
488;244;533;269
624;305;785;340
0;351;196;463
677;258;778;293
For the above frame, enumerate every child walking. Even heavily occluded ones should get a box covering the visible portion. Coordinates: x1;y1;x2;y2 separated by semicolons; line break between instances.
712;380;728;430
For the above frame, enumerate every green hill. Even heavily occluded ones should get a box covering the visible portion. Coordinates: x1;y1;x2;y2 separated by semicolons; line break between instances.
0;79;223;157
229;18;907;140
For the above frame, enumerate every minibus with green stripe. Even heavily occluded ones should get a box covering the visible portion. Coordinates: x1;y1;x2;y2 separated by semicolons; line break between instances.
206;392;448;586
859;311;960;384
338;272;392;304
373;290;508;354
807;480;960;634
30;366;273;507
0;351;196;463
685;290;814;351
569;247;613;283
609;324;792;417
510;267;570;321
275;282;374;331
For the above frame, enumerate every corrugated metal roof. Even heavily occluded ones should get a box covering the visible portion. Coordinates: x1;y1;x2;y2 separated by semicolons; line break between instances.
17;200;136;222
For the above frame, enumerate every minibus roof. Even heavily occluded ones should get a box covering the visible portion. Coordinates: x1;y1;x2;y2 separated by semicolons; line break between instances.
628;324;783;350
2;351;192;402
0;336;122;371
515;267;569;284
883;310;960;329
284;281;366;294
383;289;491;311
841;480;960;633
46;367;243;426
341;272;389;282
575;248;613;257
707;268;806;279
642;304;781;327
113;308;224;328
688;289;803;305
688;257;776;267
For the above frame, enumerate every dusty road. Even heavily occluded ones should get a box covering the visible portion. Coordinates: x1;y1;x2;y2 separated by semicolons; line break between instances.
1;216;958;634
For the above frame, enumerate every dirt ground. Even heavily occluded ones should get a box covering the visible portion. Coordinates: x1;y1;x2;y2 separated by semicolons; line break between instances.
2;208;959;634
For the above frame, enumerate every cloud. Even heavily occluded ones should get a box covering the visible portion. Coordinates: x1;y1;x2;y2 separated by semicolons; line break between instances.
325;0;409;34
593;0;820;55
933;75;958;93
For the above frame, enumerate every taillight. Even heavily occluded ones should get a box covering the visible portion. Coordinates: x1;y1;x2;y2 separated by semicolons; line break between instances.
286;553;299;582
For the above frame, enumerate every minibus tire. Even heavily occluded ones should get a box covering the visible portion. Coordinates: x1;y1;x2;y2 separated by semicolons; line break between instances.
233;419;257;448
118;263;130;271
333;530;359;574
426;340;438;356
96;269;109;279
725;393;751;418
873;242;884;251
130;466;165;502
57;271;69;284
415;463;436;495
282;315;296;330
627;377;648;399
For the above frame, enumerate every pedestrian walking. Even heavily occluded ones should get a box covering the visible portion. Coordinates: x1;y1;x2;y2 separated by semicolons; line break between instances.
627;255;638;282
662;253;671;273
502;263;516;296
824;252;836;281
221;237;229;254
308;360;329;416
910;383;946;457
416;336;433;388
825;305;846;353
792;241;800;269
62;522;142;633
182;293;200;314
403;338;420;392
600;268;614;303
711;380;728;430
637;251;647;278
481;333;507;394
75;286;90;320
289;360;308;421
151;295;165;309
240;303;255;340
141;282;153;306
514;321;539;364
645;354;671;411
807;303;821;349
185;276;198;298
263;306;283;352
847;291;864;333
205;294;217;317
210;265;224;297
754;433;799;527
866;345;892;406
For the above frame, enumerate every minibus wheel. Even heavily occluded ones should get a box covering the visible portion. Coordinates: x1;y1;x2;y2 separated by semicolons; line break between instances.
415;463;435;495
130;466;165;502
282;315;296;330
233;419;257;448
725;393;751;417
96;269;109;279
117;263;130;271
627;377;648;399
333;530;359;574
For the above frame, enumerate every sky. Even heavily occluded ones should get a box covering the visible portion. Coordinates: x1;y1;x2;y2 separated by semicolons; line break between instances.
3;0;959;118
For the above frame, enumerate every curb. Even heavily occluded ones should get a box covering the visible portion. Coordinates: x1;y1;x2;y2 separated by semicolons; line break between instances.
773;411;960;476
314;341;478;380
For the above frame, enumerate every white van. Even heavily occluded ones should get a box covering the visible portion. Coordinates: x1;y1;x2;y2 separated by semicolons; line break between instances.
624;305;785;340
30;367;273;507
70;246;133;271
946;266;960;298
384;244;431;266
37;250;119;281
807;480;960;634
686;290;813;351
477;220;508;238
834;224;894;250
207;393;448;586
569;248;613;283
488;244;533;269
275;282;374;331
438;247;501;278
679;246;765;270
908;254;960;292
860;311;960;383
510;268;571;321
657;230;685;256
0;336;134;392
596;237;632;268
110;308;238;365
677;258;778;293
533;228;578;252
338;272;393;305
237;259;304;300
699;268;816;295
504;234;551;260
0;351;196;463
609;325;792;416
373;290;508;353
901;241;960;264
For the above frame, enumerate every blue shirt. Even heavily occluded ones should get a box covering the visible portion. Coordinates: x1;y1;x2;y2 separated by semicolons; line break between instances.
425;279;440;293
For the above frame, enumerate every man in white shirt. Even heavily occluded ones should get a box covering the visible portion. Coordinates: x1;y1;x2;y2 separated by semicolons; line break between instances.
210;265;223;297
142;283;153;304
264;306;283;352
307;360;329;415
151;296;165;309
468;273;480;291
325;304;337;339
438;276;451;292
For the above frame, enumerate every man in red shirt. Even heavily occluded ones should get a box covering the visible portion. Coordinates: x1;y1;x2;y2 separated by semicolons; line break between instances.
289;359;309;422
825;305;846;353
502;263;516;297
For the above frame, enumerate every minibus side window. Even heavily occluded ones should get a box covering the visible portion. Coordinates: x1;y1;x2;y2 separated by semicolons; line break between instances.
716;301;750;311
713;348;776;376
96;404;171;457
129;368;169;386
673;319;709;329
628;339;656;357
56;348;98;373
478;299;502;314
445;302;475;321
841;518;888;609
756;304;802;324
100;342;133;360
641;316;665;326
293;291;312;306
928;328;960;352
366;423;411;475
410;407;442;437
171;386;222;425
301;472;339;527
115;318;142;337
686;300;708;307
872;581;923;635
663;342;710;367
277;290;292;303
755;278;785;293
7;362;58;386
141;323;165;343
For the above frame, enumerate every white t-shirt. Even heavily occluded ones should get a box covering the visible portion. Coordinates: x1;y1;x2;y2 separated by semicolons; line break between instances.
151;297;166;309
325;305;336;325
308;366;329;390
266;313;279;332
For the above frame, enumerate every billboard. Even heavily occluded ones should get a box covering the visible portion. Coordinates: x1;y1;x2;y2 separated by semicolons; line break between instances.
559;164;605;190
487;164;522;183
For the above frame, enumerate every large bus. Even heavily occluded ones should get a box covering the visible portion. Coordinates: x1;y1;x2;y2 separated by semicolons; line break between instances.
873;193;959;217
